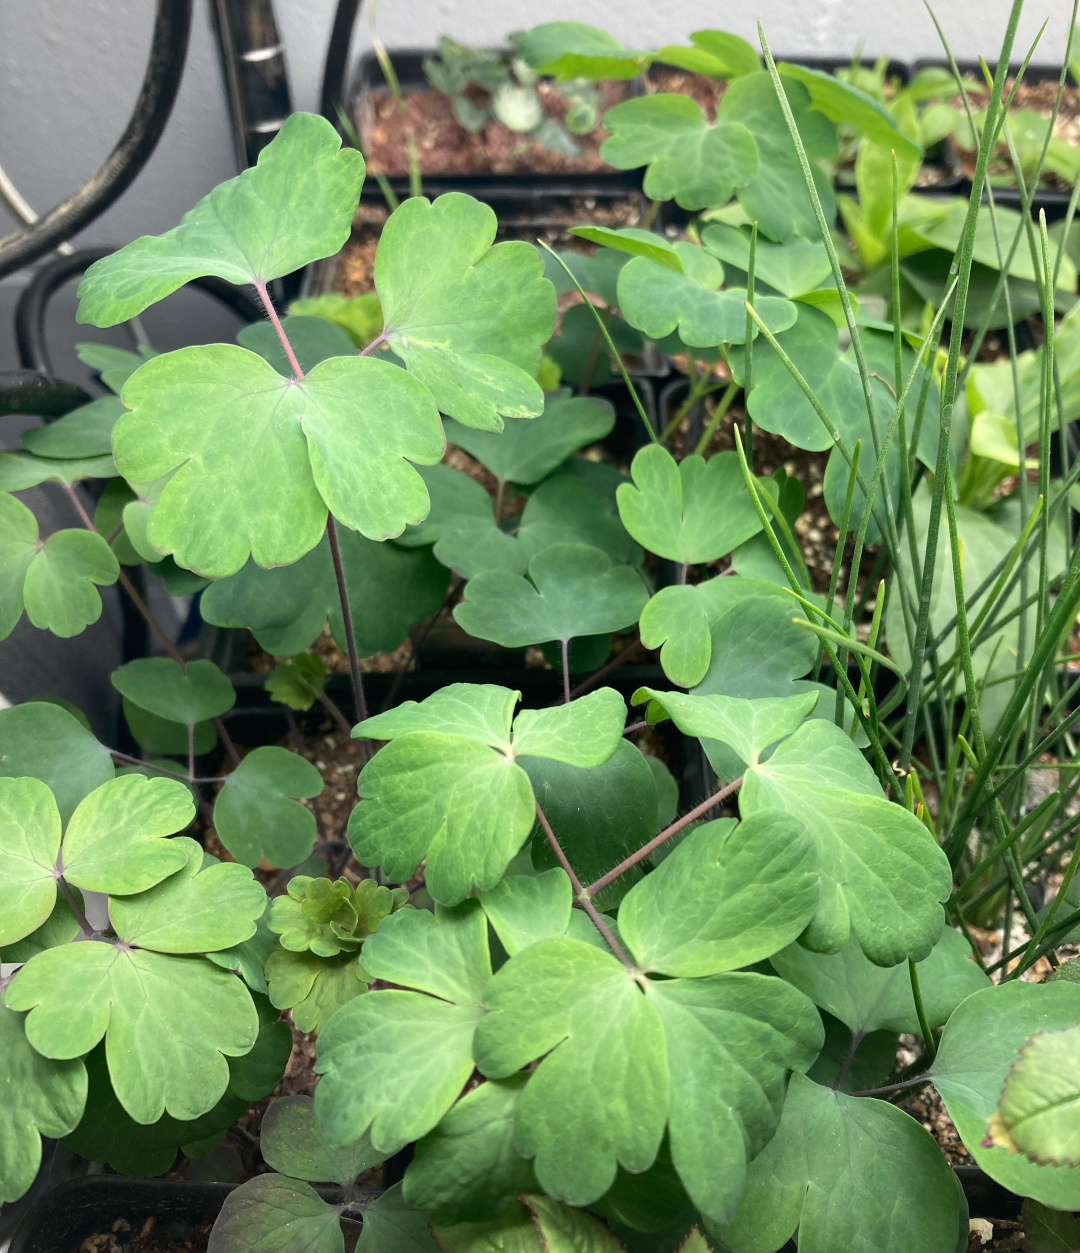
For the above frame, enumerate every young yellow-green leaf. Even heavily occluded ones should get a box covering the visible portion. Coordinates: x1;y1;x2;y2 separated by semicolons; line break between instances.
361;903;491;1007
656;29;761;79
644;974;822;1227
376;194;556;431
635;688;817;770
289;292;383;348
77;113;365;326
111;657;235;725
617;243;796;348
0;493;119;638
266;654;327;712
523;1195;627;1253
266;947;369;1034
0;1003;86;1205
60;773;194;895
260;1094;382;1185
454;542;647;648
932;980;1080;1209
986;1026;1080;1169
431;1200;543;1253
354;682;518;749
405;1076;537;1225
516;22;651;79
0;702;113;824
21;396;125;460
207;1175;344;1253
202;529;450;658
477;870;573;958
0;776;61;947
716;1074;962;1253
616;446;763;564
569;225;685;271
207;904;277;995
601;95;759;210
475;938;667;1206
770;927;991;1036
700;222;832;298
740;719;952;966
269;876;361;957
108;837;267;953
5;943;258;1123
113;345;444;577
443;389;615;485
214;746;324;869
618;815;819;976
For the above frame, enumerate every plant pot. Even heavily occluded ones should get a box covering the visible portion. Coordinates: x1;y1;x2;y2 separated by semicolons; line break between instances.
7;1166;1025;1253
912;59;1079;219
351;48;644;190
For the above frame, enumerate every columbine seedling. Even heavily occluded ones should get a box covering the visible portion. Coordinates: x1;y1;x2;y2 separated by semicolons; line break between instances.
1;5;1080;1250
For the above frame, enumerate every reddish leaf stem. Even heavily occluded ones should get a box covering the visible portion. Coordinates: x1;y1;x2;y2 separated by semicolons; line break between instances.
584;775;744;898
566;633;642;702
534;800;634;969
560;638;571;704
253;278;304;379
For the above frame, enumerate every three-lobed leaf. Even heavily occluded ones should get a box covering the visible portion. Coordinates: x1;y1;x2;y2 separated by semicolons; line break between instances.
260;1094;382;1185
214;746;324;869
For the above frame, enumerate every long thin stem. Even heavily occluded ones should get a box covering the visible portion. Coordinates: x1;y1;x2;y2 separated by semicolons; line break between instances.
566;635;642;702
253;279;304;379
327;514;370;739
534;801;633;968
832;1029;866;1091
584;776;744;898
108;750;226;784
560;637;572;704
853;1075;932;1099
908;959;937;1064
57;876;95;936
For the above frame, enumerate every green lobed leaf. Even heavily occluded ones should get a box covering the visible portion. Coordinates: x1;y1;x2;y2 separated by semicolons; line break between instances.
376;193;557;431
569;226;685;272
214;746;324;869
934;982;1080;1209
617;243;797;348
740;719;952;965
207;904;277;994
77;113;365;325
454;542;647;648
21;396;125;459
354;683;518;749
0;893;82;964
715;1074;963;1253
76;341;157;394
474;938;667;1206
477;870;572;958
618;815;819;977
260;1094;382;1185
5;943;259;1123
201;528;450;658
616;445;763;564
0;493;118;639
108;836;268;953
443;389;615;484
0;451;116;491
315;906;489;1153
358;1184;441;1253
0;1002;86;1205
206;1175;343;1253
511;687;626;766
700;222;832;298
0;701;113;824
122;698;216;758
405;1077;537;1225
0;776;61;947
656;29;761;79
59;773;194;894
266;947;369;1034
770;927;991;1036
111;657;235;725
266;654;327;713
986;1025;1080;1169
1020;1198;1080;1253
601;95;760;211
238;313;356;376
778;62;922;161
634;688;817;770
112;345;445;577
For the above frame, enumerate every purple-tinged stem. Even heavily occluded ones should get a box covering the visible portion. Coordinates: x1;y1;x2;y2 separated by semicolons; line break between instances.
359;331;389;357
832;1029;866;1091
253;279;304;379
561;638;571;704
585;775;744;898
852;1075;932;1099
535;801;634;969
623;719;648;737
58;875;95;937
565;634;642;702
327;514;370;750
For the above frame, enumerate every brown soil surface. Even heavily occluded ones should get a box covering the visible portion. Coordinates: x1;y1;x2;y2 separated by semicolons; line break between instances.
648;68;726;121
949;78;1080;189
80;1217;215;1253
358;79;631;176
